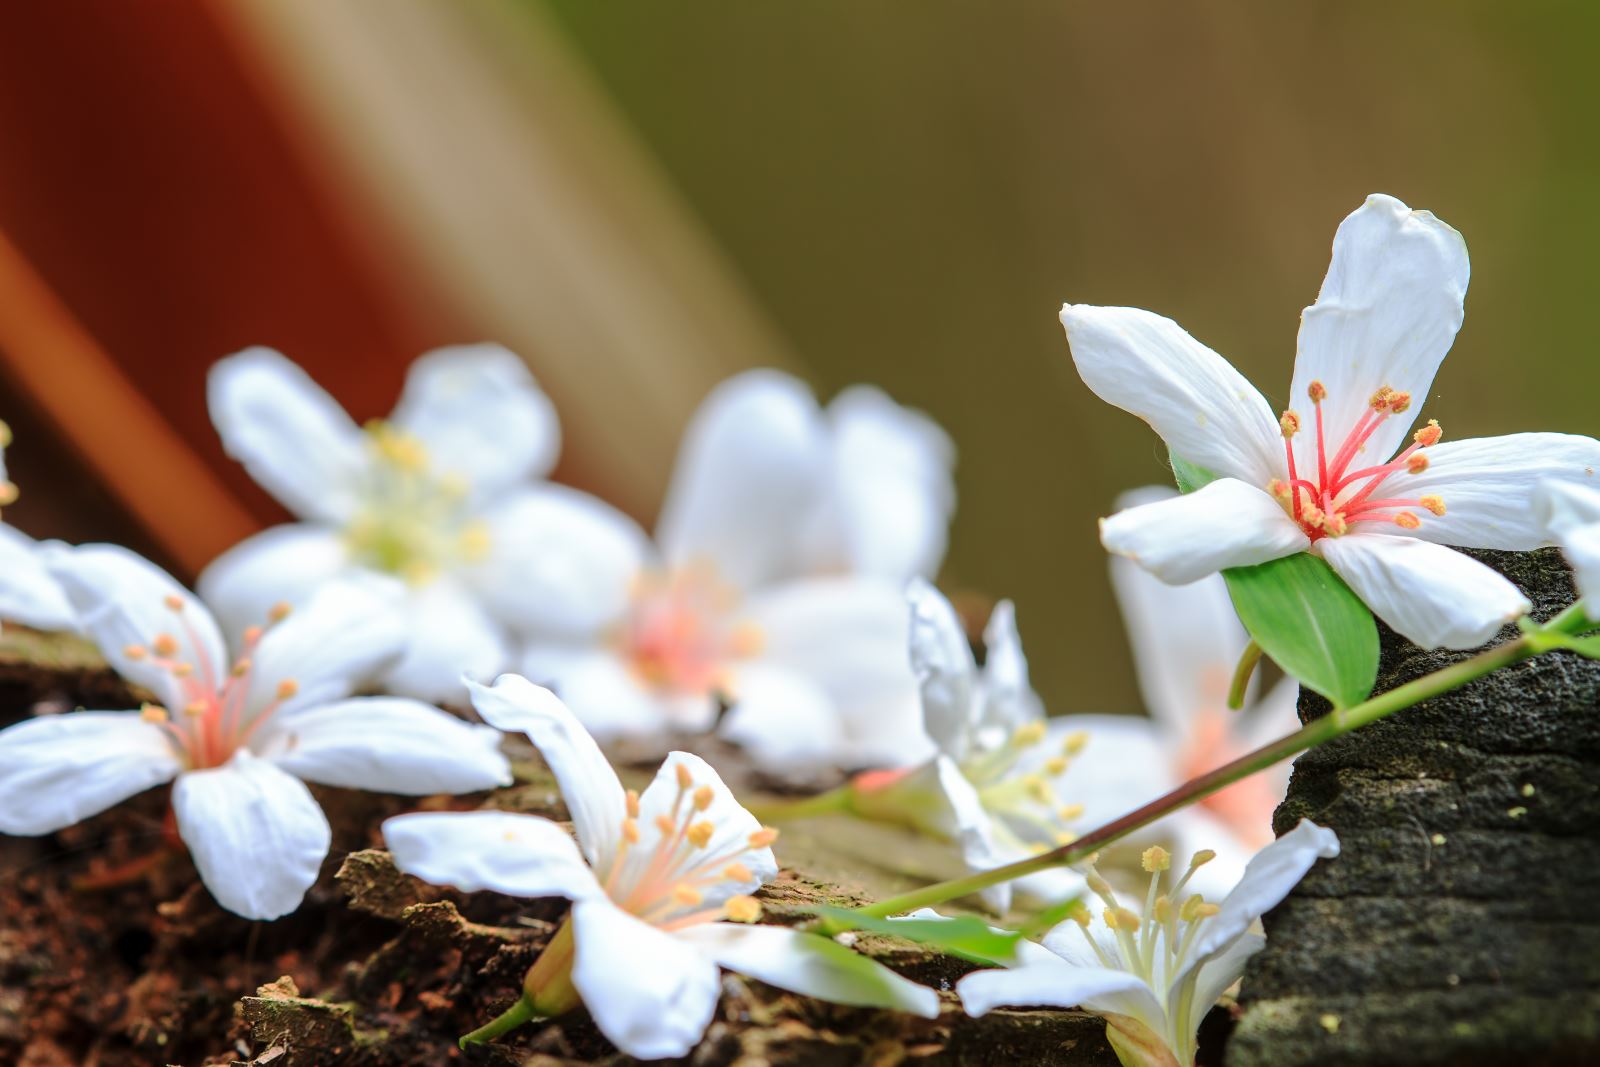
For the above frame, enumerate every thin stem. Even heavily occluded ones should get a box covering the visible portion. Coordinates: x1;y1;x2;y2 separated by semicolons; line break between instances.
851;632;1540;920
1226;640;1264;711
459;995;540;1048
746;783;854;823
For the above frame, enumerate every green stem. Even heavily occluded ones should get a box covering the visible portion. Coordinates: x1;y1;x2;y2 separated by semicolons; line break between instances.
1226;639;1264;710
853;630;1542;920
1544;600;1595;636
746;783;854;823
459;995;539;1048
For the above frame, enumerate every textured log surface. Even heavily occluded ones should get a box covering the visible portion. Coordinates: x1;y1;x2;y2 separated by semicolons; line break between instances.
1229;548;1600;1067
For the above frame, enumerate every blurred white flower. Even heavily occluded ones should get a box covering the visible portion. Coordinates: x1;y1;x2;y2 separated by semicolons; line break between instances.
506;369;955;768
0;419;75;634
200;345;561;703
1536;480;1600;619
0;544;510;920
385;675;937;1060
1072;193;1600;649
958;820;1340;1067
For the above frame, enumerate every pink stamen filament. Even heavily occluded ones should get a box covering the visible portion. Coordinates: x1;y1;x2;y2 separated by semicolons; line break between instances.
145;610;291;771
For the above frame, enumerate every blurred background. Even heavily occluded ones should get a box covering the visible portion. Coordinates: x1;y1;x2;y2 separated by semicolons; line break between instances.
0;1;1593;715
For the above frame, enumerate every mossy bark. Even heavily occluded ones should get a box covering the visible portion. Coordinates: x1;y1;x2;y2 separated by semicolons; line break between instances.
1228;549;1600;1066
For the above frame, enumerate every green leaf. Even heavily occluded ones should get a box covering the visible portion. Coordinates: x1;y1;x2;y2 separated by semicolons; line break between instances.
1168;451;1378;709
809;906;1026;966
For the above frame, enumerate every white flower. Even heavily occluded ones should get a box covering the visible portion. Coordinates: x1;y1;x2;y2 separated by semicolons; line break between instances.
958;819;1340;1067
0;420;75;634
384;674;938;1060
1536;480;1600;619
0;544;511;920
504;369;955;768
1070;194;1600;650
199;345;561;703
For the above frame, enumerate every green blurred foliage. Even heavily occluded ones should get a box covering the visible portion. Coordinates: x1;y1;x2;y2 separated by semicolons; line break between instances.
539;1;1600;716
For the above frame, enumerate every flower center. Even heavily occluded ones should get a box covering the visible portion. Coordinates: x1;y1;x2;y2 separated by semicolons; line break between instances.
969;721;1091;851
615;565;762;696
601;763;771;930
126;599;299;771
342;420;490;585
1273;381;1445;542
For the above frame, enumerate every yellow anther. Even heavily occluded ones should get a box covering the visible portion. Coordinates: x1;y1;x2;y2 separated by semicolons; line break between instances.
1420;495;1446;517
1152;895;1173;923
622;818;640;844
163;594;185;612
1414;419;1442;447
1189;849;1217;868
1044;757;1069;777
1056;803;1084;822
1279;410;1301;438
1066;900;1091;927
1307;380;1327;403
1102;908;1120;930
1386;390;1412;414
654;814;677;836
276;679;299;701
676;763;694;791
1113;906;1140;929
625;789;641;818
724;895;762;923
1062;731;1089;757
1086;872;1114;899
183;701;207;718
0;481;16;507
693;785;715;811
269;602;292;623
1407;452;1430;474
1141;846;1172;873
1054;831;1079;846
1368;386;1394;411
1011;720;1047;748
140;703;169;724
458;522;493;563
153;633;179;657
171;663;194;678
672;884;703;908
723;862;753;882
749;827;780;848
1023;775;1053;805
1179;894;1206;922
1395;512;1421;530
1026;842;1050;856
686;821;715;849
0;420;10;447
242;625;263;645
124;644;148;661
1194;902;1221;919
232;658;253;677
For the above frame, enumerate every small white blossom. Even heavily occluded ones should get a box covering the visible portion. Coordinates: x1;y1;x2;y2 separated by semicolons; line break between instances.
0;545;511;920
958;820;1340;1067
1071;194;1600;650
385;674;937;1060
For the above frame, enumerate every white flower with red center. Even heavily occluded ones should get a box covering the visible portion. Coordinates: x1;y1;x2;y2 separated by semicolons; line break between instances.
0;544;511;920
1071;194;1600;650
199;345;562;703
504;369;955;769
384;675;938;1060
957;820;1340;1067
1537;480;1600;619
0;419;74;635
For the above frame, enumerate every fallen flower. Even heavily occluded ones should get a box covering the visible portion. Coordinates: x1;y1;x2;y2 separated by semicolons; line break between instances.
0;544;511;919
957;819;1340;1067
0;419;75;634
384;674;938;1059
1069;193;1600;649
200;345;560;702
1536;480;1600;619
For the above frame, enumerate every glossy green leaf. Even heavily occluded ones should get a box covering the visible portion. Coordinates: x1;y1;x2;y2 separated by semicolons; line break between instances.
1168;452;1379;709
810;906;1025;966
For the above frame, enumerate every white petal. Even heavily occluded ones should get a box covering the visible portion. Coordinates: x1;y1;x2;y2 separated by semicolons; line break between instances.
1391;433;1600;550
45;543;228;711
197;524;352;645
1060;304;1281;487
467;674;626;868
381;579;511;704
1110;488;1252;740
0;712;180;834
958;960;1161;1021
655;369;829;591
1291;194;1469;466
1184;930;1264;1030
570;897;723;1060
906;578;978;758
745;577;932;767
803;385;956;583
383;810;601;900
719;661;847;769
1181;818;1339;985
470;484;649;641
1537;480;1600;617
0;525;74;631
245;575;408;717
1101;480;1309;586
675;923;940;1018
390;344;560;494
208;348;367;522
519;644;694;739
978;599;1043;733
172;752;332;920
1317;533;1530;649
257;697;510;794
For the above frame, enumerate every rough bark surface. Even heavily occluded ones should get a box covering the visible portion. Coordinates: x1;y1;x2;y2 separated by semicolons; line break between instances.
1228;548;1600;1066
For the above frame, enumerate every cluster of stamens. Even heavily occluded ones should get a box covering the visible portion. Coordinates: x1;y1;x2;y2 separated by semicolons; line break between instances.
968;722;1091;849
618;566;763;696
1273;380;1445;541
600;762;774;929
343;420;490;585
128;598;299;770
